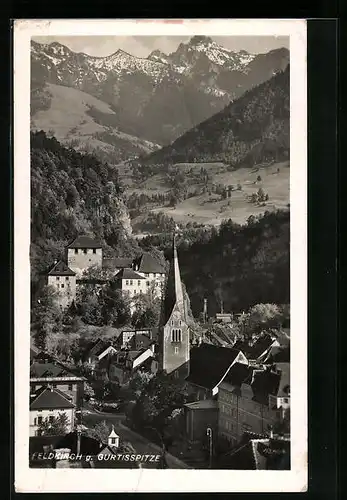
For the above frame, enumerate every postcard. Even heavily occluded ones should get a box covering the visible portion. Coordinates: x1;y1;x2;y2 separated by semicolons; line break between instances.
14;18;307;492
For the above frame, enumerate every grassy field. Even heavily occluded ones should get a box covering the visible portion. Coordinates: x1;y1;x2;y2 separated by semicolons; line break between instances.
31;83;159;159
127;161;289;228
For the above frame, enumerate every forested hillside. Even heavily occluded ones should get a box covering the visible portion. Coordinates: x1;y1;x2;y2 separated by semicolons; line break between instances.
31;131;139;287
140;209;290;316
141;65;289;166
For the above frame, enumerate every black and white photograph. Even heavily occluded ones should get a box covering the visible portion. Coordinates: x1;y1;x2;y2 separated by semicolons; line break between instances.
14;19;307;493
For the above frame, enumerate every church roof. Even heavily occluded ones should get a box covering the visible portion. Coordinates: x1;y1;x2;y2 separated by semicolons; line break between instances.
161;234;185;325
47;260;76;276
67;235;102;249
133;253;166;274
114;268;146;280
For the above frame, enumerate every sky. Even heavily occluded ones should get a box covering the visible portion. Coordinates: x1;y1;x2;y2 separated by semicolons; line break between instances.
32;35;289;58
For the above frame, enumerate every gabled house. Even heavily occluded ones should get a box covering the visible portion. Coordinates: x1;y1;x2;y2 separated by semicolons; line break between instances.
107;347;155;384
30;386;76;437
133;252;166;299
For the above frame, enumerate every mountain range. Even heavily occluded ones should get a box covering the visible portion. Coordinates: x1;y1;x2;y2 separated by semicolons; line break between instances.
31;36;289;161
141;65;290;166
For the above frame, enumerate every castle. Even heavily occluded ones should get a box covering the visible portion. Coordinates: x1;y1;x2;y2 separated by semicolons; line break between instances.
46;235;166;309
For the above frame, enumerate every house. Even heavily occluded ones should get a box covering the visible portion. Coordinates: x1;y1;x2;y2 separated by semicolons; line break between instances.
118;329;153;349
47;260;76;308
107;348;155;384
186;343;248;400
30;362;85;406
113;268;147;310
158;234;190;379
133;252;166;299
217;362;290;446
66;235;103;276
83;339;118;367
29;386;76;437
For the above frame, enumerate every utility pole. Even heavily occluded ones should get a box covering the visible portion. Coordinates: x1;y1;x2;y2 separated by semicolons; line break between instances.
206;427;213;468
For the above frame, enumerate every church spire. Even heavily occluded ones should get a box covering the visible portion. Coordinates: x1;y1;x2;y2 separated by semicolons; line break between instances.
161;230;186;326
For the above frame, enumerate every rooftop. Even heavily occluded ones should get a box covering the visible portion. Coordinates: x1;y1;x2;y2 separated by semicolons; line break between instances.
30;362;66;378
233;334;276;360
186;343;244;390
102;257;133;270
114;268;146;280
47;260;76;276
133;253;166;274
67;235;102;249
30;387;75;410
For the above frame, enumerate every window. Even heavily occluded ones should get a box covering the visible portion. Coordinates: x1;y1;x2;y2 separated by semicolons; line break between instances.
138;280;141;286
130;280;133;286
48;416;54;423
52;384;57;388
68;384;73;391
146;281;150;286
61;284;64;288
283;397;289;404
174;346;179;354
83;249;87;254
93;249;96;254
74;248;78;254
133;289;137;295
110;437;116;445
65;276;69;281
174;370;179;379
125;280;129;285
171;328;182;342
37;416;43;425
56;276;60;281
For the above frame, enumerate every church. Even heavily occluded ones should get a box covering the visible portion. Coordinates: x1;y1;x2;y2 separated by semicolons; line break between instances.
158;234;190;379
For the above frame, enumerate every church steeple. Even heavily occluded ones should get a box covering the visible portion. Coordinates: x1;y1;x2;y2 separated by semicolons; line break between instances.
159;231;190;378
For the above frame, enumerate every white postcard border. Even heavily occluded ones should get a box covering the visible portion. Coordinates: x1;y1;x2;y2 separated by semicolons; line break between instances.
14;18;307;493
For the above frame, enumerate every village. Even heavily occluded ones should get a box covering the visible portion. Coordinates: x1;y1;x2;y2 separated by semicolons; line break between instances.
29;233;290;470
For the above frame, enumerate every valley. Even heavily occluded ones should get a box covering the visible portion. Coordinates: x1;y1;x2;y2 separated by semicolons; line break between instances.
125;161;289;231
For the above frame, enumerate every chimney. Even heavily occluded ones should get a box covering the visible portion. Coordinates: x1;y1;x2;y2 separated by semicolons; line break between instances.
203;298;208;323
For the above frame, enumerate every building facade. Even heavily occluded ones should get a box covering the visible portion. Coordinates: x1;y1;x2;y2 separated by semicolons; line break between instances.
66;235;103;276
47;260;76;308
29;387;76;437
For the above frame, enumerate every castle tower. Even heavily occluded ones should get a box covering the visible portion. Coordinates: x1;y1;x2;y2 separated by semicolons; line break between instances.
47;260;76;309
159;233;190;379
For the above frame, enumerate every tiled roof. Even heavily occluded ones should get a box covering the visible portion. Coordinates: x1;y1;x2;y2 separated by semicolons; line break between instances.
102;257;133;270
30;362;66;378
67;235;102;249
114;268;146;280
223;362;252;387
30;387;75;410
133;253;166;274
186;344;243;390
47;260;76;276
